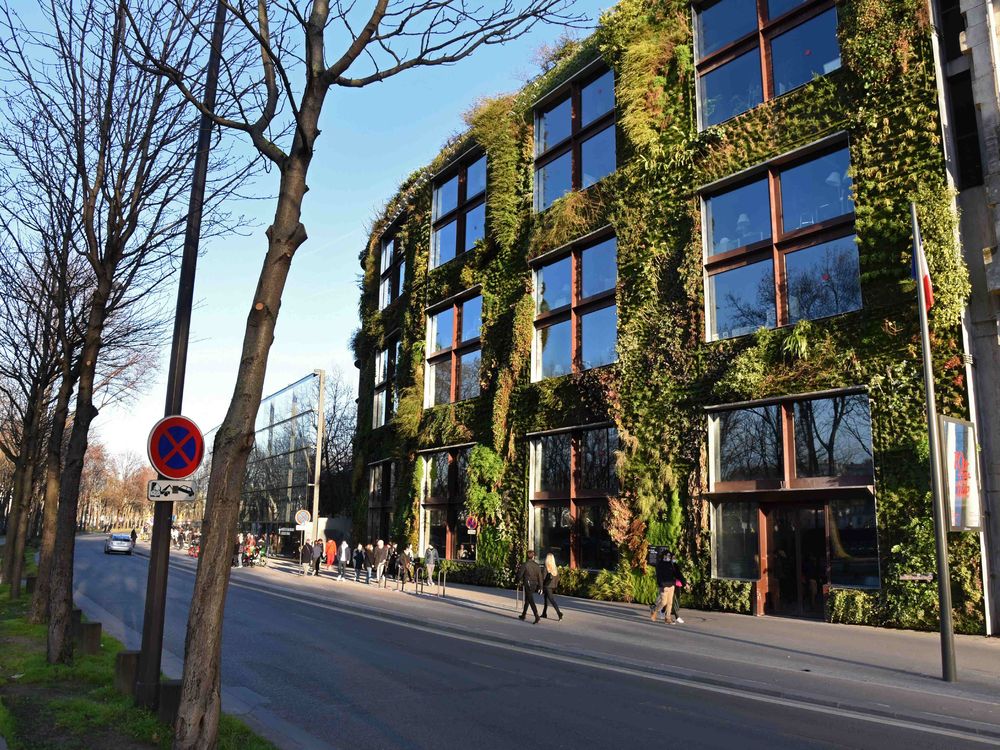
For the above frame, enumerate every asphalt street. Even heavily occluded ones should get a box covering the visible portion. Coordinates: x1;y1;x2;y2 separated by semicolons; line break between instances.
73;536;999;750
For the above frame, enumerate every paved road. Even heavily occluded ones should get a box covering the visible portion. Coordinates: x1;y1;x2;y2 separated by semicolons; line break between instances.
73;536;999;750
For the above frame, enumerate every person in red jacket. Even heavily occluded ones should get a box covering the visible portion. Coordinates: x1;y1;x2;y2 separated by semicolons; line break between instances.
325;537;338;573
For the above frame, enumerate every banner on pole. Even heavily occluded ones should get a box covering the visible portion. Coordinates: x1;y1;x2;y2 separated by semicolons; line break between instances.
939;416;982;532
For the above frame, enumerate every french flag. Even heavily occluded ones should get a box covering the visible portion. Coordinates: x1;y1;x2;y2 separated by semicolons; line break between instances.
912;237;935;312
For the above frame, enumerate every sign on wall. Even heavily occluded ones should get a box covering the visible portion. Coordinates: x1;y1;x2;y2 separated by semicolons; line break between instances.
939;416;982;532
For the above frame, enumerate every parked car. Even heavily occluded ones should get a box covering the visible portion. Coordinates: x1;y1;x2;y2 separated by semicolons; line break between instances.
104;533;134;555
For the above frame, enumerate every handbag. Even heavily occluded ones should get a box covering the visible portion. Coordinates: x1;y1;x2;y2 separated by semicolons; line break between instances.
675;579;683;588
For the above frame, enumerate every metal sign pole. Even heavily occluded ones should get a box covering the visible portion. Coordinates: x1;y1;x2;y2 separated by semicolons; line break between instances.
134;0;227;709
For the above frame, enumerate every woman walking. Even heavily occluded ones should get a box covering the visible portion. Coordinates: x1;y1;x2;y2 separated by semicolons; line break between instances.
541;553;563;620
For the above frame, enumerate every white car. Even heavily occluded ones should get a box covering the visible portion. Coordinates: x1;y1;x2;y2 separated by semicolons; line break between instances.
104;533;134;555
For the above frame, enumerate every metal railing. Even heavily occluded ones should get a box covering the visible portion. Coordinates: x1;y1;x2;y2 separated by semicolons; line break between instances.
437;567;447;597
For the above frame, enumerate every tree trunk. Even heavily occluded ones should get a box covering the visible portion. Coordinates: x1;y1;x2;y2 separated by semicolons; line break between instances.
30;368;75;623
0;462;25;584
47;283;109;664
173;151;313;750
8;452;37;599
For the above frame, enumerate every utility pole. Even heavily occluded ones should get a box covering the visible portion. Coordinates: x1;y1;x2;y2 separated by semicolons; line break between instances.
134;0;227;709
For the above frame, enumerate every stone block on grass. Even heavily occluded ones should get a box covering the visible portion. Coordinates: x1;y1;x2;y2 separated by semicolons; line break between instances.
157;679;183;727
115;650;140;696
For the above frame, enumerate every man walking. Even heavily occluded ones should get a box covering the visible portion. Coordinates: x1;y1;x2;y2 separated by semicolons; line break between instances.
652;549;677;624
300;538;313;576
312;538;324;576
374;540;388;584
424;543;439;585
338;538;350;580
516;550;543;624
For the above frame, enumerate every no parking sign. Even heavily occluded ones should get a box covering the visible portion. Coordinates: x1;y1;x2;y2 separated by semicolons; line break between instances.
147;415;204;480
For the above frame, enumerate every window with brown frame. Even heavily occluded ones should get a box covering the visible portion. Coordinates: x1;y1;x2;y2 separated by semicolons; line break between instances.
421;448;476;560
424;294;482;406
372;339;401;429
695;0;842;129
532;233;618;381
431;153;487;270
534;68;616;212
530;426;619;569
703;142;860;341
367;461;396;541
378;232;406;310
708;392;874;493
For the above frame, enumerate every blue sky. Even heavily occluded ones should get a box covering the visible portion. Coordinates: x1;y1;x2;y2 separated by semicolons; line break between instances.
98;2;611;455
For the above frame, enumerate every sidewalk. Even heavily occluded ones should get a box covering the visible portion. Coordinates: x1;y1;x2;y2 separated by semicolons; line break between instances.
135;541;1000;737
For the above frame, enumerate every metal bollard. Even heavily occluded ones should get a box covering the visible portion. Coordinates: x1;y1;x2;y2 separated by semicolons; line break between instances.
514;584;523;610
437;568;447;597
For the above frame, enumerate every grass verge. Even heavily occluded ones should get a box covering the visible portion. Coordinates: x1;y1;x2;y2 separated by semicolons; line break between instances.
0;554;275;750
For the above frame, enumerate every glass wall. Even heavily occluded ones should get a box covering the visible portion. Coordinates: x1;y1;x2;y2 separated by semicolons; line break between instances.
713;501;760;579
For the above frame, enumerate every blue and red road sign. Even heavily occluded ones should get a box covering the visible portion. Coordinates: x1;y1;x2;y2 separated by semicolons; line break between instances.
147;416;204;481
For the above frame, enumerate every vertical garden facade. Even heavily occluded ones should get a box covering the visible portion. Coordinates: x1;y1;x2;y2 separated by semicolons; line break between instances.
353;0;987;632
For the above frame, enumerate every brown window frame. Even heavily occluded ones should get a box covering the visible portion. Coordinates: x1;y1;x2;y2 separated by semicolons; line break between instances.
703;140;856;340
367;460;396;541
378;230;406;310
372;337;400;429
532;230;617;380
421;447;474;560
708;389;874;495
530;426;619;568
430;151;487;270
425;293;482;406
694;0;840;129
533;66;616;212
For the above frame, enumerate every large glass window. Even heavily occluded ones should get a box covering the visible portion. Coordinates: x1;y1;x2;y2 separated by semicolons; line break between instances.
696;1;842;128
371;339;400;429
421;446;474;560
377;233;406;310
535;68;616;211
431;154;487;269
712;406;783;483
829;497;880;588
367;461;396;541
530;426;620;570
533;234;618;380
425;294;482;406
794;395;873;478
704;145;859;341
713;501;760;579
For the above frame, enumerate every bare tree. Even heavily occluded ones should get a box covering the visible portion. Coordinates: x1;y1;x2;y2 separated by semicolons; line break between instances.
0;0;251;662
320;366;357;518
132;1;583;744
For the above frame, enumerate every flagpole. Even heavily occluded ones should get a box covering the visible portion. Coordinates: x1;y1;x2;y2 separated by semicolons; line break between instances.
911;202;957;682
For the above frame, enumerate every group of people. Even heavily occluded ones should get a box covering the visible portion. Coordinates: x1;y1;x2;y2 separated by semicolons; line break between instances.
297;537;442;587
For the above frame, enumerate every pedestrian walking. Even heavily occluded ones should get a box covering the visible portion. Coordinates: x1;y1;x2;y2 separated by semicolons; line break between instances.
338;539;350;580
312;538;324;576
237;533;245;567
424;543;439;585
398;544;413;584
651;549;677;624
387;542;399;580
669;551;685;624
325;537;337;572
364;543;375;584
540;553;563;621
516;550;543;624
374;540;388;583
130;528;138;546
300;538;314;576
354;544;365;582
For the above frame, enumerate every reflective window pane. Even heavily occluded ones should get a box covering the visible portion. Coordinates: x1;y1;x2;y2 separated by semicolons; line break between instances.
378;278;391;310
431;360;451;406
581;237;617;298
713;406;783;482
536;151;572;210
536;96;572;155
397;260;406;294
429;308;454;353
829;497;880;588
467;156;487;198
697;0;758;58
580;427;618;493
771;8;841;96
700;48;763;127
768;0;809;18
532;434;571;494
369;465;384;504
579;504;618;570
461;296;482;342
434;176;458;220
465;201;486;250
432;220;457;268
380;238;394;273
457;349;481;401
372;389;385;429
427;452;449;498
707;258;776;340
785;235;861;323
423;506;448;553
794;395;873;478
374;349;387;385
713;501;760;579
535;319;572;379
533;504;571;566
581;125;616;188
705;178;771;256
581;70;615;126
581;305;617;370
455;510;477;561
536;256;572;314
780;148;853;232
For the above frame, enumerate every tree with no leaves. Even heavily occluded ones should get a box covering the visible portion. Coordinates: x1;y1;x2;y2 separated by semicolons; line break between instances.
132;1;582;745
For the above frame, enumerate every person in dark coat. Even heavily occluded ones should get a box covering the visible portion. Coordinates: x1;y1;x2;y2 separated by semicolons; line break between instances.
540;552;563;620
354;544;365;582
364;543;375;584
516;550;543;623
312;538;324;576
300;538;313;576
651;549;678;623
668;551;685;624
